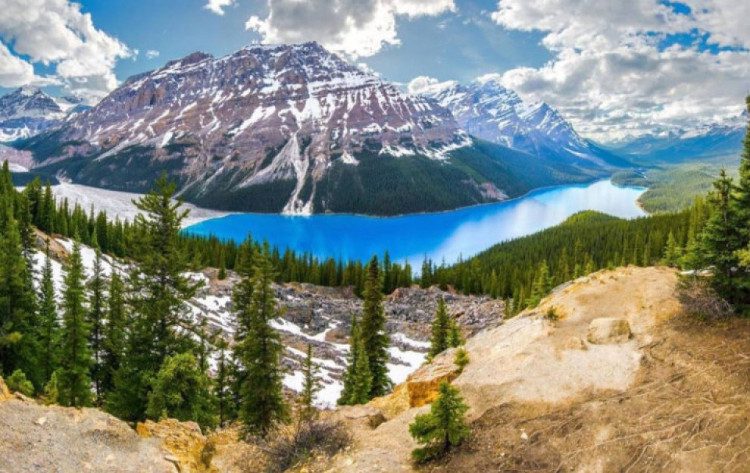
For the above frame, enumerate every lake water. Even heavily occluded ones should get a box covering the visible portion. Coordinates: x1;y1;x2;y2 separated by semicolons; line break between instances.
184;179;646;265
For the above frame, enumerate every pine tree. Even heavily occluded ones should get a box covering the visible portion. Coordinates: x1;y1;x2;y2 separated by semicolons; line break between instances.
409;381;469;463
0;206;40;386
447;319;464;348
360;256;390;398
37;244;60;384
662;231;682;267
527;261;551;307
87;250;107;404
58;239;92;407
109;176;199;420
338;314;360;405
428;298;450;360
350;336;372;404
101;266;125;397
298;343;321;423
699;170;744;305
215;338;235;426
146;352;218;429
233;248;288;436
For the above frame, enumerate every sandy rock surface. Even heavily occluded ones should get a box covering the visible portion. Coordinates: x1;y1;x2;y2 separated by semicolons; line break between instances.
0;397;176;473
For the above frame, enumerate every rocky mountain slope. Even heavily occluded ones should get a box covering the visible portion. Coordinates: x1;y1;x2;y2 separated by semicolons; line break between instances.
6;266;750;472
325;266;750;472
37;232;503;408
0;87;78;143
418;78;630;170
14;43;615;215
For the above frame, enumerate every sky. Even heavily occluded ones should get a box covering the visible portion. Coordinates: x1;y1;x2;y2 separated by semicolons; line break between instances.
1;0;749;142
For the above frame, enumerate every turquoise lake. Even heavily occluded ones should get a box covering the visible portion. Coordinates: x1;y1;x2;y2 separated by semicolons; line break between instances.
184;179;646;265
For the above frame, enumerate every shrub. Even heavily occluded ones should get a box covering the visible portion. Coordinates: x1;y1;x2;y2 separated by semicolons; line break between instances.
454;348;469;373
42;370;61;404
409;381;470;464
7;369;34;396
677;277;733;321
265;420;351;472
545;306;560;321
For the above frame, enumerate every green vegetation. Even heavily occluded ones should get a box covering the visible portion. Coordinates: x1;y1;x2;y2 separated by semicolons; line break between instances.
428;298;450;360
612;156;739;213
409;381;470;463
233;245;289;437
7;369;34;396
146;352;218;429
428;208;695;311
454;348;469;373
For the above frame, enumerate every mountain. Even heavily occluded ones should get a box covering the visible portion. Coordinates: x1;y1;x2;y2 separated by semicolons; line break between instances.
418;78;631;169
0;87;75;142
16;43;615;216
606;122;745;164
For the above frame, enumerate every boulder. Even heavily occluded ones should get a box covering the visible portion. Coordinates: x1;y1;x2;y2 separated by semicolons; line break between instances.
333;405;387;429
587;318;632;344
405;348;461;407
136;419;212;473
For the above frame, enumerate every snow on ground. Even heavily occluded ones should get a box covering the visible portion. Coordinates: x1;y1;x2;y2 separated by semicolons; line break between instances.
33;237;430;409
47;182;229;227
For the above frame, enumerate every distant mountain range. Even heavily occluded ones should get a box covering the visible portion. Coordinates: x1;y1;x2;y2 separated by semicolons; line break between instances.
417;78;630;169
604;121;745;164
0;86;89;142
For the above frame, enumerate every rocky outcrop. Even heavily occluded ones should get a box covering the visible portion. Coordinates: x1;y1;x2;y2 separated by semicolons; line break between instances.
404;348;462;408
136;419;267;473
0;396;177;472
0;376;11;401
136;419;211;473
586;317;632;344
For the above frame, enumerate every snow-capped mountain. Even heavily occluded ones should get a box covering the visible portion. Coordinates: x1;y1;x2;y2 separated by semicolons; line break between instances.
16;42;617;215
0;87;71;142
419;78;628;169
606;120;745;164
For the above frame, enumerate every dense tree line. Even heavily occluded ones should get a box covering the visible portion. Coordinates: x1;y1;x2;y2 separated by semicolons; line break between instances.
16;172;415;297
425;208;699;312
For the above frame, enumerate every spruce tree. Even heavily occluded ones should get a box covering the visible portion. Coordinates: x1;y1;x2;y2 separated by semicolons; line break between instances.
349;336;372;405
109;176;199;420
699;170;743;304
528;261;551;307
87;250;106;404
360;256;390;398
58;239;92;407
101;266;125;397
428;298;450;360
215;338;236;426
338;314;360;406
233;248;288;436
409;381;469;463
0;207;40;385
298;343;321;423
38;244;60;384
662;231;682;267
447;319;464;348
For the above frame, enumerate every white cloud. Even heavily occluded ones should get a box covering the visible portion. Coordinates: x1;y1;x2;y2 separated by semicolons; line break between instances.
0;0;132;103
407;76;440;94
490;0;750;141
145;49;160;60
246;0;456;58
204;0;234;16
0;42;39;87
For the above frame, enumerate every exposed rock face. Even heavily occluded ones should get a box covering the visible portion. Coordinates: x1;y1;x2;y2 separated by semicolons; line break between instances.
587;317;632;344
404;348;462;407
136;419;267;473
22;42;527;215
0;376;11;401
136;419;210;473
0;396;177;473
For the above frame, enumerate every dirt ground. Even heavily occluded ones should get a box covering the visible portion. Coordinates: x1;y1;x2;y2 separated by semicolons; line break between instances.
427;315;750;472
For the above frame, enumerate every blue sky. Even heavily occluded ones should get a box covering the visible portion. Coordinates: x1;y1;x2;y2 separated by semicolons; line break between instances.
1;0;748;141
62;0;551;87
